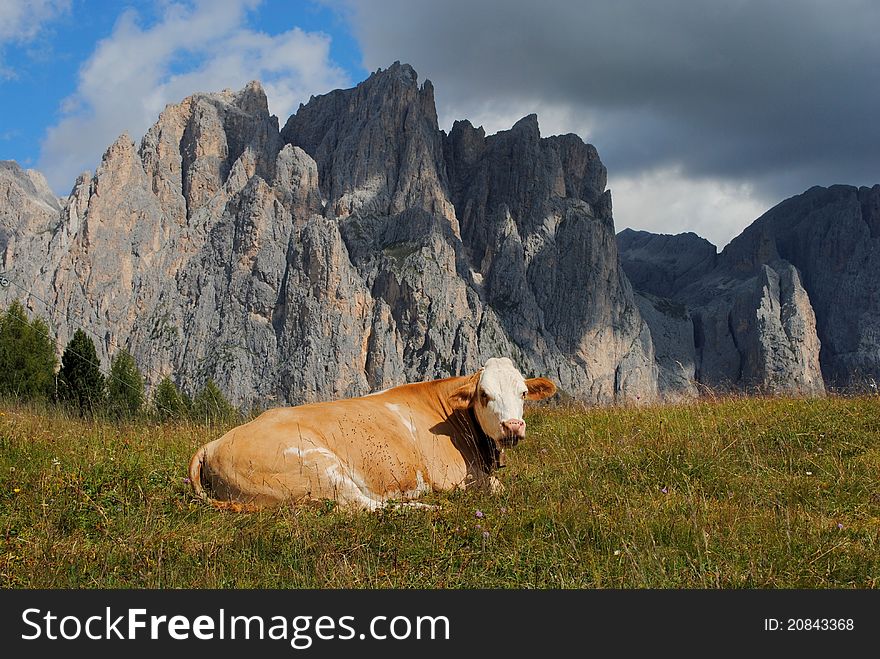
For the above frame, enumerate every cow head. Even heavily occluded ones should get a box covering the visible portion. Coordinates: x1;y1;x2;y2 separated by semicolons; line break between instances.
448;357;557;448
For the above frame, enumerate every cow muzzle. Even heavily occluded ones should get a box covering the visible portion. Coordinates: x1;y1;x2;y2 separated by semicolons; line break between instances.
500;419;526;446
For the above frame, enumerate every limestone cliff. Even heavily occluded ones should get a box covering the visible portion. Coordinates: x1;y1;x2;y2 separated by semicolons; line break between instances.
1;64;656;405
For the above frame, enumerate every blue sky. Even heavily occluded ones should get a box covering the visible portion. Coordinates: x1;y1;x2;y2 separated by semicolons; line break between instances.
2;0;878;248
1;0;366;187
2;1;361;164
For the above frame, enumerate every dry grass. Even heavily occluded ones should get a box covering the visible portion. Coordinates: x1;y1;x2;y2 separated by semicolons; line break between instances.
1;395;879;588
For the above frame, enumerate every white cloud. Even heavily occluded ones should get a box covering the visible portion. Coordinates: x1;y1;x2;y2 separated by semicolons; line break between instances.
0;0;69;42
609;167;772;249
38;0;350;192
0;0;70;78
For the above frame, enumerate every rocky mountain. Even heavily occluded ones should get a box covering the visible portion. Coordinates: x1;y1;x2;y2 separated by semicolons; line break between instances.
1;62;656;407
619;182;880;394
3;62;876;405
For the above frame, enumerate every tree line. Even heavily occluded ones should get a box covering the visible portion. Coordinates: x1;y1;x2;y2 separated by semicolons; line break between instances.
0;300;239;423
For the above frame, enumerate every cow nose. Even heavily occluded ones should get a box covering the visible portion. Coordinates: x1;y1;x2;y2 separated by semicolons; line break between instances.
502;419;526;437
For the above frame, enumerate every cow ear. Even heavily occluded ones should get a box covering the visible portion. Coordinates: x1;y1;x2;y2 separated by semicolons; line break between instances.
448;380;477;410
525;377;557;400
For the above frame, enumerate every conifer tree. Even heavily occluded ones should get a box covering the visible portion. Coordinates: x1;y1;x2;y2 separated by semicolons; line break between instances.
107;349;145;418
58;328;106;414
152;376;187;420
0;300;57;401
190;379;238;424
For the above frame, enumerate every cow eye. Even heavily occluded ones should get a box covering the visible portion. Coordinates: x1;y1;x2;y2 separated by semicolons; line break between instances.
521;391;527;399
480;390;490;403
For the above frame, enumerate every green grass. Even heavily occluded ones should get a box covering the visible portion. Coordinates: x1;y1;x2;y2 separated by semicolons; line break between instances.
1;395;879;588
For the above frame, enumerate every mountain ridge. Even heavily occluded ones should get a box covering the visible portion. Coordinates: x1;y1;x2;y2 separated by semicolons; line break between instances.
2;63;877;405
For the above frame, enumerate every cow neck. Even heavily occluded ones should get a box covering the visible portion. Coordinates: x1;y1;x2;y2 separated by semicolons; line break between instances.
466;407;506;471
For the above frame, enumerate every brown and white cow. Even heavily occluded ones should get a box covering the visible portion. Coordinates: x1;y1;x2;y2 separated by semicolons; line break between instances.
188;357;556;511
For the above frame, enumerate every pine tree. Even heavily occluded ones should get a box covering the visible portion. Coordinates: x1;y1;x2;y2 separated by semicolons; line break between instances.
190;379;238;424
106;349;145;418
58;328;106;414
0;300;58;401
152;376;187;420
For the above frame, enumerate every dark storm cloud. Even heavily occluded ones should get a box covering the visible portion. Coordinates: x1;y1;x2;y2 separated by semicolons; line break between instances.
341;0;880;200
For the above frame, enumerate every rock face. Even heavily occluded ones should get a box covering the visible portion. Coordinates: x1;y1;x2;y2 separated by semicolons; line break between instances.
282;63;456;226
718;185;880;388
617;229;717;298
632;292;698;398
439;115;656;401
0;161;61;270
619;226;822;396
618;184;880;395
682;260;825;394
1;63;657;406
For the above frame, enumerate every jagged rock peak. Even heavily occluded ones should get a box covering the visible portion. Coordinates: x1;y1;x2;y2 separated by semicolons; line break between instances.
0;160;23;174
448;119;484;136
510;113;540;139
227;79;270;116
369;61;421;86
166;79;271;117
619;226;715;245
281;61;455;224
101;132;137;162
139;79;283;221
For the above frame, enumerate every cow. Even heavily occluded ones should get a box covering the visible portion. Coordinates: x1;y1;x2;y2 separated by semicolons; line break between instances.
188;357;557;511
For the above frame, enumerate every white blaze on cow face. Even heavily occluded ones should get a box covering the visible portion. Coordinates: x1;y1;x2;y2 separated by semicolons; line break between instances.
474;358;529;444
448;357;558;448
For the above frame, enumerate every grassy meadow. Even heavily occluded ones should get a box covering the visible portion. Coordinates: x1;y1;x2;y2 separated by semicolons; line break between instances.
1;395;879;588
